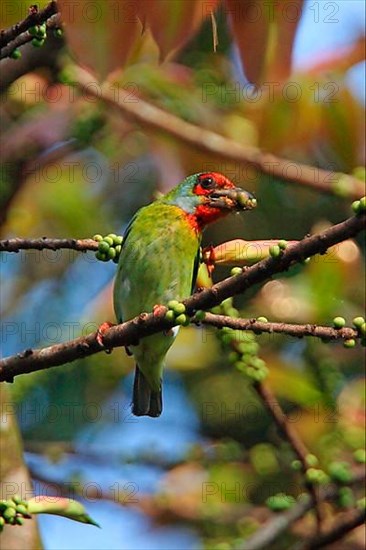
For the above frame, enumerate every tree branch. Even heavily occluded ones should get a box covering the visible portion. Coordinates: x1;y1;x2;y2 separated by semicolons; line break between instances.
253;381;324;528
74;66;365;200
0;1;58;50
0;14;61;60
0;212;364;381
203;313;360;343
0;237;98;253
241;472;365;550
298;507;366;550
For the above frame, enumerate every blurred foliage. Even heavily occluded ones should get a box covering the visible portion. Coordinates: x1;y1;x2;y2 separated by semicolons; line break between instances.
0;1;365;548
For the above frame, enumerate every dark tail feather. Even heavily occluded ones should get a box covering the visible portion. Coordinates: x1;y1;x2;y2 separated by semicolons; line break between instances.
132;365;162;417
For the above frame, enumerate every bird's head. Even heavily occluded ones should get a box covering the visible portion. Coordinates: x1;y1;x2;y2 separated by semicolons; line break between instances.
163;172;257;231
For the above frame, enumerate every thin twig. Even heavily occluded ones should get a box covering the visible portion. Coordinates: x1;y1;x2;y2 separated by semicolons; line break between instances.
74;66;365;200
241;472;365;550
0;237;98;253
202;313;360;343
296;507;366;550
254;382;323;529
0;212;364;381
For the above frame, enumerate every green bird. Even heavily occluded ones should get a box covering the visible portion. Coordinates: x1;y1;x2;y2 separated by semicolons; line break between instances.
113;172;256;417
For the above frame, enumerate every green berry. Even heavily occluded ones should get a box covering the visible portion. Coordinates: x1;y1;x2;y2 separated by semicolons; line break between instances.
333;316;346;329
12;495;23;505
107;248;116;260
165;310;176;323
29;26;38;36
0;516;4;528
172;302;186;315
360;323;366;336
115;244;122;255
54;28;63;37
278;240;288;250
269;245;281;258
98;241;110;253
31;38;45;47
167;300;179;310
351;200;360;214
107;233;117;241
337;487;355;508
306;454;319;467
266;493;296;512
352;316;365;329
3;507;16;520
230;267;242;276
103;236;114;246
353;449;366;463
10;48;21;59
176;314;189;326
291;459;302;471
343;338;356;348
15;516;25;525
359;196;366;211
114;235;123;245
95;251;107;261
328;461;352;484
256;316;268;323
93;234;103;242
306;468;329;485
194;310;206;321
4;500;16;510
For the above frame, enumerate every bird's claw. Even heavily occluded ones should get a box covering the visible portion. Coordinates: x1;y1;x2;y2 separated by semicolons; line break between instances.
96;321;115;352
202;245;216;277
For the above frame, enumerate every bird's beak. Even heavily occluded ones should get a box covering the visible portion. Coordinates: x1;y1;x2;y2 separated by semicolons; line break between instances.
207;187;257;211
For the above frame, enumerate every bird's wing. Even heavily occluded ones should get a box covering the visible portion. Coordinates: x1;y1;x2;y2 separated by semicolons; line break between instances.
120;212;138;251
190;243;201;294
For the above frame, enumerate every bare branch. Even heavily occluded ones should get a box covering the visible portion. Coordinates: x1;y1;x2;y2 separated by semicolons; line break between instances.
0;237;98;253
298;507;366;550
0;212;364;382
74;66;365;200
202;313;360;343
242;472;365;550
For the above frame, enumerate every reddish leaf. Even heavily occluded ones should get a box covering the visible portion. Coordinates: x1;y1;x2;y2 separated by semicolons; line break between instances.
225;0;270;85
226;0;304;85
138;0;219;60
269;0;304;81
58;0;141;80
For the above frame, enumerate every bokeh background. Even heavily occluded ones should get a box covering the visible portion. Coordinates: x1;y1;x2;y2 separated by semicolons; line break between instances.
1;1;365;548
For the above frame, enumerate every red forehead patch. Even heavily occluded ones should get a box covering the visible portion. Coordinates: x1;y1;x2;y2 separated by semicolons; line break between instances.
197;172;235;188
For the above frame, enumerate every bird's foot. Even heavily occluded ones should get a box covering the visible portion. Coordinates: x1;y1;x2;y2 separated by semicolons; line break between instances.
202;245;216;277
96;321;115;353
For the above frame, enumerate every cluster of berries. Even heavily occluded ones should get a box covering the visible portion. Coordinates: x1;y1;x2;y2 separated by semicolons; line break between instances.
10;25;63;59
352;196;366;214
332;316;366;347
267;451;366;512
94;234;123;263
0;496;30;530
213;298;269;382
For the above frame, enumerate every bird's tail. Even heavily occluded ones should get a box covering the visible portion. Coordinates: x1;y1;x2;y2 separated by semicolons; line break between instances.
132;365;162;417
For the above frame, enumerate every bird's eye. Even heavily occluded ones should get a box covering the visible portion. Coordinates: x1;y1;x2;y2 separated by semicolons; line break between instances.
199;176;214;189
